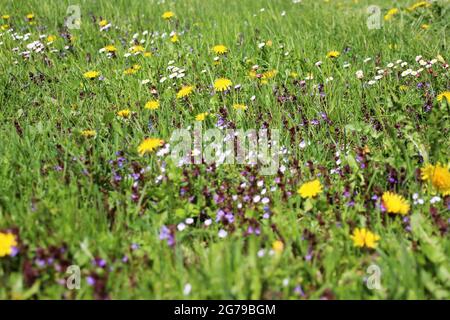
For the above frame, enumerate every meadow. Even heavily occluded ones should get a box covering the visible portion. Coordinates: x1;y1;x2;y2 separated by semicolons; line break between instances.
0;0;449;299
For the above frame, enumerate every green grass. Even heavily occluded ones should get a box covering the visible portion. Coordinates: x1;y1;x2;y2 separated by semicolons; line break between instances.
0;0;449;299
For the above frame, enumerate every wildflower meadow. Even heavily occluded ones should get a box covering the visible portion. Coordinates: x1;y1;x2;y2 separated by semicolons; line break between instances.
0;0;449;300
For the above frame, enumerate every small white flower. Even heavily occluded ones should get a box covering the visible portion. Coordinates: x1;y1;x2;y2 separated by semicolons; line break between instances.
299;140;307;149
177;223;186;231
401;69;412;77
355;70;364;79
204;219;212;226
430;196;441;204
185;218;194;225
218;229;228;238
183;283;192;296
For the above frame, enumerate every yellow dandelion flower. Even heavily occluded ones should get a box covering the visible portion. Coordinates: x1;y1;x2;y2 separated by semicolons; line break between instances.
195;112;209;121
162;11;175;20
81;129;97;138
0;232;17;257
248;70;258;79
117;109;131;118
437;91;450;103
47;35;57;43
145;100;160;110
124;68;137;75
350;228;380;249
212;44;228;55
364;231;380;249
124;64;140;75
1;24;9;30
144;51;152;57
297;179;323;199
326;51;340;59
130;45;145;54
232;103;247;110
382;192;410;215
421;163;450;196
272;240;284;254
261;69;277;80
2;15;10;20
99;19;108;27
408;1;431;11
170;33;179;43
104;45;117;52
83;71;100;79
350;228;366;247
176;85;194;99
214;78;232;92
384;8;399;21
26;13;34;20
138;138;164;156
